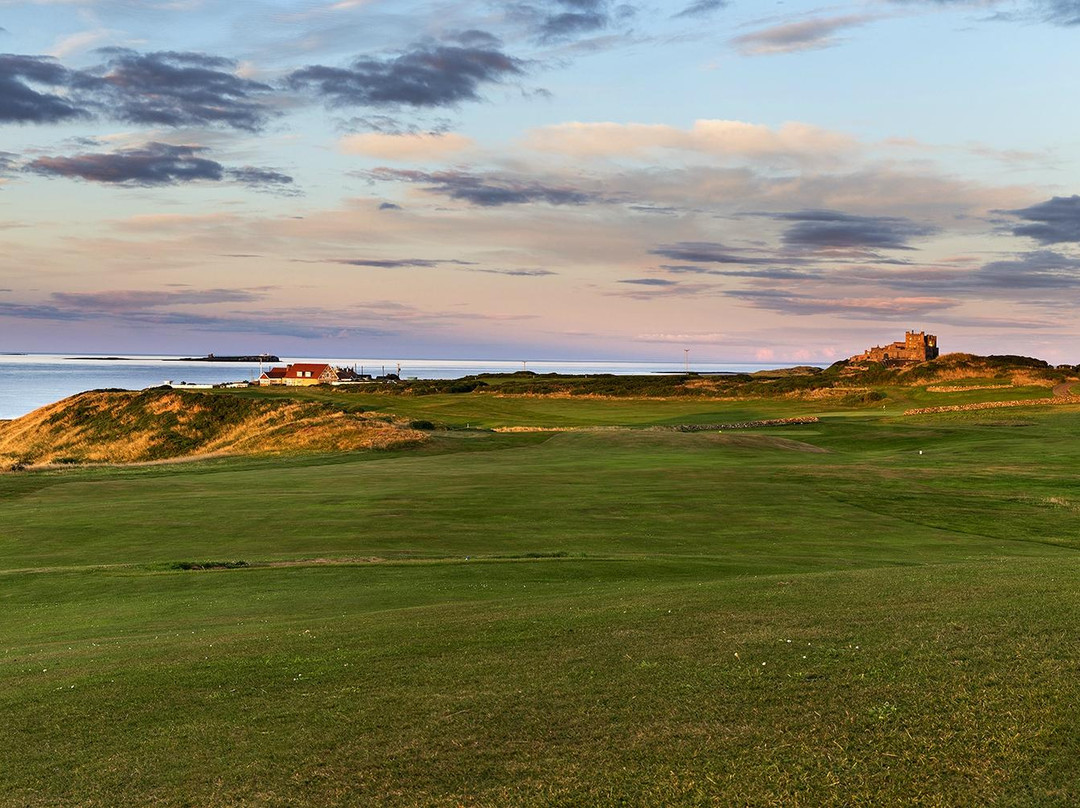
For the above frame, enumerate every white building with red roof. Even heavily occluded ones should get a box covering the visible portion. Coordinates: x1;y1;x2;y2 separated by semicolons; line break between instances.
258;363;340;386
282;363;339;386
257;366;288;385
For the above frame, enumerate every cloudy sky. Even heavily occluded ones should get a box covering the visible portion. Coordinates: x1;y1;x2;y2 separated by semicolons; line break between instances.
2;0;1080;362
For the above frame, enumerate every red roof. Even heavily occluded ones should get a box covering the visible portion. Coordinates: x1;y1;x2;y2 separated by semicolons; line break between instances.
260;366;287;379
284;363;333;379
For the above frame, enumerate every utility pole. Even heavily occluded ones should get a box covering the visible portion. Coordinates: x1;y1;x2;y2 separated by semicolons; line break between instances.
684;348;689;373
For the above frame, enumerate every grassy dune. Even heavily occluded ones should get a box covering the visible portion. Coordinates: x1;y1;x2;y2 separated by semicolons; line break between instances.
1;381;1079;805
0;388;424;466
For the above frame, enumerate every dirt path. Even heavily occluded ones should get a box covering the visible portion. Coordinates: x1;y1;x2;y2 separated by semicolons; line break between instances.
1053;381;1076;398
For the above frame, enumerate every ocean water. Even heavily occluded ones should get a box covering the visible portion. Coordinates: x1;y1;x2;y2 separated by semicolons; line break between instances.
0;354;799;419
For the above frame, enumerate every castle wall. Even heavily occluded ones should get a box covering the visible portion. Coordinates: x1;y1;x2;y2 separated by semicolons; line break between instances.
852;331;939;363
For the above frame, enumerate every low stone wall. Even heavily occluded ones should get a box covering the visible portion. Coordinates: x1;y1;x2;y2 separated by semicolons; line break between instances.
904;396;1080;415
924;384;1012;393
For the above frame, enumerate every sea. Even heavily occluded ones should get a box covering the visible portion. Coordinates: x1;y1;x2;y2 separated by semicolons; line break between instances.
0;354;800;420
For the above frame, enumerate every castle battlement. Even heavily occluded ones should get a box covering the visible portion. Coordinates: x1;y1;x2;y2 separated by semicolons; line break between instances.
852;331;939;364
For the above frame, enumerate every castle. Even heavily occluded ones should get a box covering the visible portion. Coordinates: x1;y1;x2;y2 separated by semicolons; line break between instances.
851;331;939;364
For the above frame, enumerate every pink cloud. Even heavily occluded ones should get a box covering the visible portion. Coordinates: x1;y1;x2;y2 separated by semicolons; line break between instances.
524;119;858;166
730;14;881;57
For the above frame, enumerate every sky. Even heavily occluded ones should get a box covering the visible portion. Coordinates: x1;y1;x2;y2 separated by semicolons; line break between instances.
2;0;1080;363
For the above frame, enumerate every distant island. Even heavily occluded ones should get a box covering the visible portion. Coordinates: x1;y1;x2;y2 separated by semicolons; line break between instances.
170;353;281;363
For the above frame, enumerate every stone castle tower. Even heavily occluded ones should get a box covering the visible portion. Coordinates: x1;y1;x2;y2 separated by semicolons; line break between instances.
852;331;939;364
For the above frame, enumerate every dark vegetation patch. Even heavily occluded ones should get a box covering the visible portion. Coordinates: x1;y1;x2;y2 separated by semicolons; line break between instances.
343;372;836;399
840;389;887;406
672;417;820;431
169;560;250;571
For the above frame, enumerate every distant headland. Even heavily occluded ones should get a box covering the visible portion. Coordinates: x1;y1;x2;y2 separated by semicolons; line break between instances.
170;353;281;363
63;353;282;362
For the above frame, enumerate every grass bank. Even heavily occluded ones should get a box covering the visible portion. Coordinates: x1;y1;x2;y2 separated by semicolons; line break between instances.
1;398;1078;805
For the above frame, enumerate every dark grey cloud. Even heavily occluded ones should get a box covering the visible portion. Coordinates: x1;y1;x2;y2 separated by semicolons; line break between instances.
28;142;292;189
969;250;1080;290
726;249;1080;303
538;11;608;41
367;167;603;206
75;49;274;131
772;210;937;251
320;257;553;277
1039;0;1080;24
0;54;89;123
650;241;772;265
674;0;728;18
327;257;476;268
889;0;1080;26
0;299;395;340
628;205;683;215
1;50;273;130
1004;195;1080;244
287;42;524;109
619;278;680;286
471;267;557;276
343;114;456;136
0;301;96;323
725;289;957;318
662;264;816;280
508;0;629;42
447;30;505;48
227;166;295;188
379;202;403;210
30;142;223;185
51;289;264;311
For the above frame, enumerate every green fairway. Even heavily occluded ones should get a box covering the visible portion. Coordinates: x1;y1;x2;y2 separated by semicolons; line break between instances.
213;384;831;427
209;377;1063;428
2;398;1079;806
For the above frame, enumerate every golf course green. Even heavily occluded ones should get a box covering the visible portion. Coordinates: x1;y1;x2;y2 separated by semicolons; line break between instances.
1;373;1078;806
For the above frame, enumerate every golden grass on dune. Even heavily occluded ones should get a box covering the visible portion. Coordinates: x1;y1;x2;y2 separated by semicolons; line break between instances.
896;354;1063;387
0;389;426;467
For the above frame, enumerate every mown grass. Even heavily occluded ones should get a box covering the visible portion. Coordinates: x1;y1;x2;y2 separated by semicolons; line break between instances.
1;398;1079;806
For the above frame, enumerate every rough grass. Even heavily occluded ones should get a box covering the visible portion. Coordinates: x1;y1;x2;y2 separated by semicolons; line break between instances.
0;388;425;466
